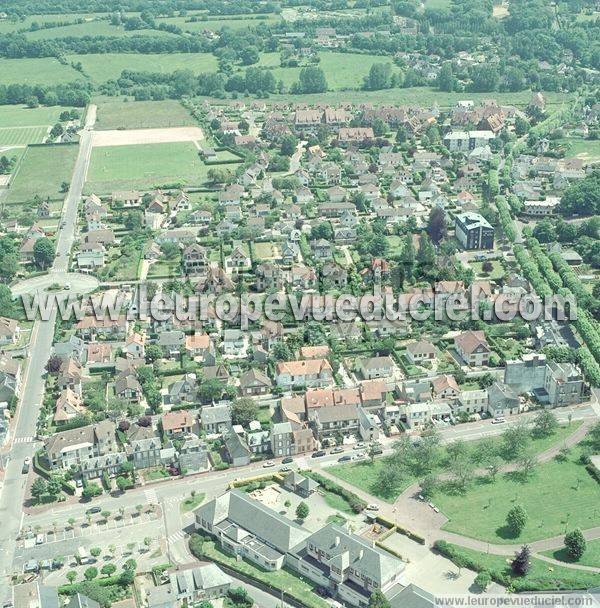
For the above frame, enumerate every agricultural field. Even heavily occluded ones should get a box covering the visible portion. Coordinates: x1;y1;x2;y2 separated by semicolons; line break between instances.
156;13;282;32
4;143;79;205
66;52;218;83
0;57;82;86
25;19;180;40
93;98;197;130
86;141;218;193
0;126;48;147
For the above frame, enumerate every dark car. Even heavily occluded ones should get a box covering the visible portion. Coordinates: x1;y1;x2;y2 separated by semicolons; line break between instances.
311;450;326;458
86;506;101;514
282;457;294;464
338;455;352;462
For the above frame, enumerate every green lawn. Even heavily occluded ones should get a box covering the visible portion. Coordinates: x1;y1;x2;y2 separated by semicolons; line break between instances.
0;57;82;85
470;260;506;280
180;493;205;513
557;137;600;162
329;423;583;503
322;490;354;514
93;97;197;130
68;52;218;82
86;142;209;193
258;51;398;91
5;144;79;204
0;105;77;128
147;258;182;279
542;539;600;568
201;540;329;608
433;448;600;544
439;541;600;591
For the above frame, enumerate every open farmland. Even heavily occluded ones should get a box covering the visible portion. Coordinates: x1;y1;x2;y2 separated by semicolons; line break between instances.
0;126;48;147
85;141;231;193
93;98;197;130
4;143;79;205
25;19;180;40
156;13;283;32
0;57;82;86
66;52;218;83
250;87;572;108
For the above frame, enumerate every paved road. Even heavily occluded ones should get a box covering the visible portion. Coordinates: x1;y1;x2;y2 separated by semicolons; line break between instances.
0;109;96;601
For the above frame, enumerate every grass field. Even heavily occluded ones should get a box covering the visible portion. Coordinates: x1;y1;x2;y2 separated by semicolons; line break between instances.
25;19;180;40
86;141;210;193
258;51;398;91
0;105;77;128
219;87;571;109
0;126;48;147
329;423;582;502
558;137;600;162
433;448;600;544
67;52;218;82
440;542;600;591
0;57;82;86
156;13;282;32
543;539;600;568
5;144;79;204
93;98;196;130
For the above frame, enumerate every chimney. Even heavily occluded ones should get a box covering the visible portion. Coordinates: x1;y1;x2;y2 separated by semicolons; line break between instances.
335;536;340;547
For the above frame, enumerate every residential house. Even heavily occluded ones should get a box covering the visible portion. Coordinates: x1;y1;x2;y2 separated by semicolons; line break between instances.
275;359;333;388
405;340;436;364
201;405;232;435
239;369;271;396
358;356;395;380
44;420;117;469
162;410;194;437
455;330;490;366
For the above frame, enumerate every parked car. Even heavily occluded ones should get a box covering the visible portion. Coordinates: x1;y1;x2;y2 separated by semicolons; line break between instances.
338;455;352;462
262;460;275;468
353;442;366;450
21;457;31;474
311;450;326;458
330;446;344;454
492;417;506;424
281;457;294;464
366;503;380;511
86;506;101;514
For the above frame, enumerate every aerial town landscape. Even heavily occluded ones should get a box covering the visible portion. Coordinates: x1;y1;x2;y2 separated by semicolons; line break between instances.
0;0;599;606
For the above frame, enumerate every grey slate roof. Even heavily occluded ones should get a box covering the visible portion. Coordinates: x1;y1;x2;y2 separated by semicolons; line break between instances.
294;523;404;586
195;490;310;553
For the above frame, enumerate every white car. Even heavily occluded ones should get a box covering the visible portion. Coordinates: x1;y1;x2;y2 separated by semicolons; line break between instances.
366;503;380;511
492;417;506;424
353;442;366;450
262;460;275;468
